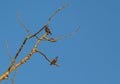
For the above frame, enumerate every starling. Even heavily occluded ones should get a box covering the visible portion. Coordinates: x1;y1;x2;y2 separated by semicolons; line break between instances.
50;57;58;65
45;26;52;35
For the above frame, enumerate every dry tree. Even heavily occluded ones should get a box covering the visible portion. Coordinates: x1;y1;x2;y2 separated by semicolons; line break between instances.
0;4;79;83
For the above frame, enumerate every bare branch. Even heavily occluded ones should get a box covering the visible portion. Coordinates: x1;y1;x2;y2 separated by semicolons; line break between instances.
18;11;30;36
29;25;45;38
34;33;47;48
8;37;28;70
6;41;18;83
30;4;69;38
37;50;60;66
55;27;80;41
0;33;47;81
12;70;17;84
44;27;80;42
6;40;12;62
44;37;57;42
0;4;70;82
46;4;69;25
37;50;51;63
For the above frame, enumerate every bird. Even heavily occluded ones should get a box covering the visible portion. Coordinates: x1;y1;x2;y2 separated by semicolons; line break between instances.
50;57;58;65
45;26;52;35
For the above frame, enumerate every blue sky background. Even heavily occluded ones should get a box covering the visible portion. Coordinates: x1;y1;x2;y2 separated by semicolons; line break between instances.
0;0;120;84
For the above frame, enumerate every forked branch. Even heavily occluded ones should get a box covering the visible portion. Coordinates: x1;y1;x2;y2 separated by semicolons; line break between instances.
0;4;76;83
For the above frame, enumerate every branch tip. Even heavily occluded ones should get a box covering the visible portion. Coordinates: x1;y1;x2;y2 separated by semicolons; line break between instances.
18;11;30;36
46;4;69;25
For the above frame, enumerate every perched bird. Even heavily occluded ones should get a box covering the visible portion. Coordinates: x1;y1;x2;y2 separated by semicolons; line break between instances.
50;57;58;65
45;26;52;35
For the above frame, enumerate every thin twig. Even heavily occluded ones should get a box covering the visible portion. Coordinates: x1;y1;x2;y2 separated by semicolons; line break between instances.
30;26;46;38
6;40;12;62
6;41;18;82
18;11;30;36
44;27;80;42
37;50;60;66
12;69;17;84
46;4;69;25
44;37;57;42
37;50;51;63
55;27;80;41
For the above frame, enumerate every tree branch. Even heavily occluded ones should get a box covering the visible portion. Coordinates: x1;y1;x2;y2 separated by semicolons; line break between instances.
46;4;69;25
18;11;30;36
37;50;51;63
37;50;60;66
0;33;47;81
54;27;80;41
0;4;71;82
6;40;13;62
8;37;28;71
30;4;69;38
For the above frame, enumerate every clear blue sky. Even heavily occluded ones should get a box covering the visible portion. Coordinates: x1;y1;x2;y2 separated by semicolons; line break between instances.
0;0;120;84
